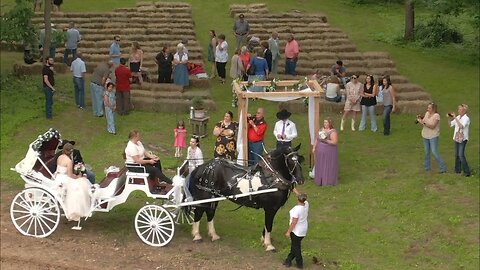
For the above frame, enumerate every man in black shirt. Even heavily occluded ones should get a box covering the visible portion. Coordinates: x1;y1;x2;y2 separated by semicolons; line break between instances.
42;57;55;119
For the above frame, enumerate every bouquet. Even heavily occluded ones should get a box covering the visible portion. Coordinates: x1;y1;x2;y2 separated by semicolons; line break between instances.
318;130;327;140
73;163;86;175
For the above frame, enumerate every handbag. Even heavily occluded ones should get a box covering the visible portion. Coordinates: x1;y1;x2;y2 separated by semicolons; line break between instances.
454;129;464;143
247;64;256;75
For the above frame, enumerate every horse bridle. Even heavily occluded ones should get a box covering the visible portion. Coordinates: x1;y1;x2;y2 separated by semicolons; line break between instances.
284;151;300;184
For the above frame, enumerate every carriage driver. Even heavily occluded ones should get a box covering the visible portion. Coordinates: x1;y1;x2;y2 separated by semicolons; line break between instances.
124;130;172;185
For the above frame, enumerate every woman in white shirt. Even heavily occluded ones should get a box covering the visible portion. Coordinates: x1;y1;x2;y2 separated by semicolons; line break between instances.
283;190;309;269
187;136;203;174
125;130;171;184
215;34;228;84
447;104;471;177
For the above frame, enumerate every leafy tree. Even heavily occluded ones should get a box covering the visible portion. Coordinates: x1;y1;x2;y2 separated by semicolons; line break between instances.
0;0;36;48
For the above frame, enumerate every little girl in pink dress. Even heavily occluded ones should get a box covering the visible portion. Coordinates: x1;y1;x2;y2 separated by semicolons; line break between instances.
174;120;187;157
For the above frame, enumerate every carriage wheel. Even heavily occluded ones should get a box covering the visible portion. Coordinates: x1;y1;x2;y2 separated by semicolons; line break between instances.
10;188;61;238
164;205;195;225
134;205;175;247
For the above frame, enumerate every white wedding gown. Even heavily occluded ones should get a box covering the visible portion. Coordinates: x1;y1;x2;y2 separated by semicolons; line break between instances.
55;165;92;221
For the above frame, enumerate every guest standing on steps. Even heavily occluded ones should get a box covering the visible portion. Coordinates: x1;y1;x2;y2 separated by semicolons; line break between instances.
215;34;228;84
155;46;174;83
268;31;280;75
129;42;143;85
173;43;189;87
115;58;132;115
207;30;218;79
64;22;81;65
70;52;86;109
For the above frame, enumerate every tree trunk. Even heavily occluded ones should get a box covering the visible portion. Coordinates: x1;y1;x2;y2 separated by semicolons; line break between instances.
404;0;415;41
43;0;53;60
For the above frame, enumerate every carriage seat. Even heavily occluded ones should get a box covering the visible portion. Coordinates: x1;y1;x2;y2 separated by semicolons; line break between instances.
34;155;57;179
98;166;128;197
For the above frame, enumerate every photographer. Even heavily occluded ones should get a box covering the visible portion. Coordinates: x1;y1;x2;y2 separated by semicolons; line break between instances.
247;107;267;165
446;104;471;177
416;103;446;173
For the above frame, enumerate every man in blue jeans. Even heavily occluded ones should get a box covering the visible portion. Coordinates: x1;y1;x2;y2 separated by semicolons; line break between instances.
42;57;55;119
247;107;267;166
64;22;81;65
70;52;87;109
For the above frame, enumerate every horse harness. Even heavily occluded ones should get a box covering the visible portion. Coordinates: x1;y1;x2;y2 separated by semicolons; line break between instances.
195;156;296;207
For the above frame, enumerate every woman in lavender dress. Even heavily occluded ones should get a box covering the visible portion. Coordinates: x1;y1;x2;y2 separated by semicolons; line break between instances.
313;118;339;186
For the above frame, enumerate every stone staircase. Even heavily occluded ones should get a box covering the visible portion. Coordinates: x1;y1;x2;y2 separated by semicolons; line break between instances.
230;3;431;114
25;1;215;113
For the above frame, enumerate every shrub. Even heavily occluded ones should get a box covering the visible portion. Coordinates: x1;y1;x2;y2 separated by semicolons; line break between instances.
415;16;463;47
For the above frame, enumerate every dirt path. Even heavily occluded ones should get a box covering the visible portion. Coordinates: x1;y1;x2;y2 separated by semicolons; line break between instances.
1;184;284;270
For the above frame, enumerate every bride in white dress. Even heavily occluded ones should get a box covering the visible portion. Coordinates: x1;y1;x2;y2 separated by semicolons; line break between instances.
55;142;92;221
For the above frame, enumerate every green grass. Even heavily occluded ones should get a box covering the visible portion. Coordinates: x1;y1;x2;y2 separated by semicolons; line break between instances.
1;1;478;269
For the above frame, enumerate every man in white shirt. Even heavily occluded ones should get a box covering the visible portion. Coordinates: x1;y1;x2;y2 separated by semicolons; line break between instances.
273;109;298;149
70;52;86;109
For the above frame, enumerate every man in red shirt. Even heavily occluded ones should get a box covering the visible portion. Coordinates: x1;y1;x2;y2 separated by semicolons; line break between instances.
284;33;299;76
115;58;132;115
247;107;267;165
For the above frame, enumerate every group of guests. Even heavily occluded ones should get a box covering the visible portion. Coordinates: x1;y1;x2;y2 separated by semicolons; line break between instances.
416;103;471;177
109;35;190;87
326;72;397;136
213;108;298;166
207;14;299;86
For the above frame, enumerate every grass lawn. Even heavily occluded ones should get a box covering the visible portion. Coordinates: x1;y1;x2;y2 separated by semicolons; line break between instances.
1;0;478;269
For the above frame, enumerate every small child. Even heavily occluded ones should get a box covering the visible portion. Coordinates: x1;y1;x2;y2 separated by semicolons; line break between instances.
174;120;187;157
104;82;116;135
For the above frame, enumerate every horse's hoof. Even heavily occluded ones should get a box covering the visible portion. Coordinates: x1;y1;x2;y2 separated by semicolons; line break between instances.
265;245;276;252
193;235;203;242
211;235;220;242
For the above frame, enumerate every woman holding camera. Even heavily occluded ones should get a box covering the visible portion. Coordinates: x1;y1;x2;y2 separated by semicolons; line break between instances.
416;103;446;173
213;111;238;161
447;104;471;177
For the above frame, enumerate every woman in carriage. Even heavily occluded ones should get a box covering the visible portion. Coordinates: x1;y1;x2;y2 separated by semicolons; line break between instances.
54;142;92;221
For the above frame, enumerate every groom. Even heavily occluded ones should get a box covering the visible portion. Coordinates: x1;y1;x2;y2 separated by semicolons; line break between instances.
48;139;96;184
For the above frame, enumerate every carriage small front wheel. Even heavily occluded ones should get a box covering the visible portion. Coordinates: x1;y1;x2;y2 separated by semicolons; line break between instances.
134;204;175;247
164;204;195;225
10;187;61;238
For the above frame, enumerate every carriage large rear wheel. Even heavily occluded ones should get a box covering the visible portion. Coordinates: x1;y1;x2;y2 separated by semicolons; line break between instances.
134;204;175;247
10;188;61;238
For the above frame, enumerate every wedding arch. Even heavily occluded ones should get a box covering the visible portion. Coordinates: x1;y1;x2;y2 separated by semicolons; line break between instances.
232;79;324;166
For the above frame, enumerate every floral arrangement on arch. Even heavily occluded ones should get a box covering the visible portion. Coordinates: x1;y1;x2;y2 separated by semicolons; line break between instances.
230;77;311;107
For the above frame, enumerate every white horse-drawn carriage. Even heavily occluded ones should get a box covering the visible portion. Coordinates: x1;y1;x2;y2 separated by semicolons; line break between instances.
10;129;279;247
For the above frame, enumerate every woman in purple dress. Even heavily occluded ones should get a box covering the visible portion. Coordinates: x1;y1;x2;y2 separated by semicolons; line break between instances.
313;118;339;186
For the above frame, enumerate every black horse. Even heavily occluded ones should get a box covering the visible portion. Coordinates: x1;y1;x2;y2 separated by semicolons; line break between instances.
188;144;305;251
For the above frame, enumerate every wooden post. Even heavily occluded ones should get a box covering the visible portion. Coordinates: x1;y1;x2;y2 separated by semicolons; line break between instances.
232;79;324;167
